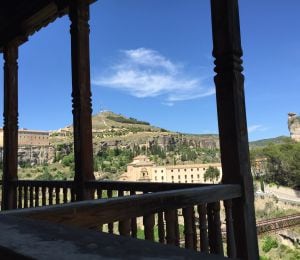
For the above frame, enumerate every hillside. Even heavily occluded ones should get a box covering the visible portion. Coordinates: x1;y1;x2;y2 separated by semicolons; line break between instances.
249;136;290;148
50;111;220;151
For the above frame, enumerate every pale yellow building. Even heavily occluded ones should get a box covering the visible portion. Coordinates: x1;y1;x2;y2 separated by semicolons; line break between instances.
0;128;50;147
120;155;222;184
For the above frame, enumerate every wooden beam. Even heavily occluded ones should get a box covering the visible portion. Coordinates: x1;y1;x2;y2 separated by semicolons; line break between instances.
2;43;18;210
4;184;241;229
69;0;95;201
210;0;259;259
0;215;224;260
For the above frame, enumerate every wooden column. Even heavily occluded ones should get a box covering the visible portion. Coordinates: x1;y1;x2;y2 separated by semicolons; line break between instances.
2;43;18;210
210;0;259;259
69;0;95;201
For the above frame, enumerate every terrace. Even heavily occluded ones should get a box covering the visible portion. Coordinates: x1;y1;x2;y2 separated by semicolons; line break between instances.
0;0;259;259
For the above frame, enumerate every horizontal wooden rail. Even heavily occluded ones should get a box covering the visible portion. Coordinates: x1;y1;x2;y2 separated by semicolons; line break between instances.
86;180;212;192
3;184;241;229
11;180;74;188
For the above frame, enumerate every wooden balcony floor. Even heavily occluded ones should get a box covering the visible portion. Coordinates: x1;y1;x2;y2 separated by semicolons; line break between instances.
0;215;226;259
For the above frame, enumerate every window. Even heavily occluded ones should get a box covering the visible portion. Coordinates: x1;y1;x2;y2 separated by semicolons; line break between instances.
191;180;194;183
185;175;187;179
171;169;173;172
178;175;180;179
171;176;174;180
185;180;187;183
191;175;193;179
184;169;186;172
155;170;157;173
161;170;163;173
161;176;164;180
191;168;193;171
178;169;180;172
203;168;206;171
197;174;200;179
155;176;157;181
197;168;199;171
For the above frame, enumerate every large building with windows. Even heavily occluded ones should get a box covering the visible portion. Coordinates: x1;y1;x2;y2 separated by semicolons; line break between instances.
0;128;50;147
120;155;222;183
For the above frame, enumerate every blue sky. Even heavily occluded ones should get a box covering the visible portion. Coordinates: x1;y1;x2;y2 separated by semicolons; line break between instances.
0;0;299;141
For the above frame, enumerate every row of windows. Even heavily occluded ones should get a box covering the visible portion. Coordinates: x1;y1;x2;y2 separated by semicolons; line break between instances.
171;174;199;179
154;174;201;181
154;176;195;183
19;136;48;139
154;168;208;174
170;168;206;172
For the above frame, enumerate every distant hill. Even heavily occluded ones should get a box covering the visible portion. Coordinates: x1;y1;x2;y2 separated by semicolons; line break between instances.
249;136;290;148
91;111;162;132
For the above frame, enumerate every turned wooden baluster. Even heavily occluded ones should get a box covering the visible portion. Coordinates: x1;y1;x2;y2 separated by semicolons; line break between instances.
29;186;34;208
224;199;236;258
143;213;155;241
63;187;68;203
23;185;28;208
55;187;60;204
34;186;39;207
207;202;223;255
165;209;176;245
198;204;209;252
48;187;53;205
12;184;17;208
130;191;137;238
97;188;102;199
96;188;103;231
118;190;131;236
143;191;155;241
107;190;114;233
183;207;196;250
18;185;22;209
71;187;76;202
157;211;165;244
41;186;46;206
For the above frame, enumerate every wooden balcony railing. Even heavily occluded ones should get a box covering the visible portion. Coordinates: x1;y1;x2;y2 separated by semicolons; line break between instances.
3;183;242;258
1;180;212;209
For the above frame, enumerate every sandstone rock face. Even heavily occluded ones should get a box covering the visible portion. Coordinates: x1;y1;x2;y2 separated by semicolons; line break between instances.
288;113;300;142
0;134;219;166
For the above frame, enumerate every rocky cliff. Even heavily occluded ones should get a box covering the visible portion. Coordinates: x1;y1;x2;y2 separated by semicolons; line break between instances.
288;112;300;142
0;111;220;166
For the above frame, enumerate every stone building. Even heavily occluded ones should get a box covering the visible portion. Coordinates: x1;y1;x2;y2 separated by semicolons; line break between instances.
120;155;222;183
0;128;50;147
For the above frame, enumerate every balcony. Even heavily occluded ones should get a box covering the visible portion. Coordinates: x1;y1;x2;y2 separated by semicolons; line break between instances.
0;0;259;258
0;180;240;259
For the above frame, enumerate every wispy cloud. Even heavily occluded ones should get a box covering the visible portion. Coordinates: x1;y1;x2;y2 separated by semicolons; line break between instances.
92;48;215;104
248;124;267;133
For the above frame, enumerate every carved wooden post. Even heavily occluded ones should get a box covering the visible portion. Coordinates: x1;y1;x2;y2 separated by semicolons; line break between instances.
2;43;18;210
69;0;95;201
210;0;259;259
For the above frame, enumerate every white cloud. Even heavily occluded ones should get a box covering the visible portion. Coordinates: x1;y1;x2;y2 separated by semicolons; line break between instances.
248;124;267;133
92;48;215;104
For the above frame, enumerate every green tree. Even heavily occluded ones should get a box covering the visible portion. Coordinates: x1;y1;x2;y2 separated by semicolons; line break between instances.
204;166;220;183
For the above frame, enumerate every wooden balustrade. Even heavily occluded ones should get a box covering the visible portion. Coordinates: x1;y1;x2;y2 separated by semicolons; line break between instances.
3;184;240;257
0;180;241;257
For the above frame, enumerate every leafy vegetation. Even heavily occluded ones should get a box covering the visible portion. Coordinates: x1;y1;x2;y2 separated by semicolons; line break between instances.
107;115;150;125
204;166;220;183
250;139;300;188
262;236;278;253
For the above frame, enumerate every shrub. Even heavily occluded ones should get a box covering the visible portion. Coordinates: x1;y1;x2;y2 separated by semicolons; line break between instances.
262;236;278;253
